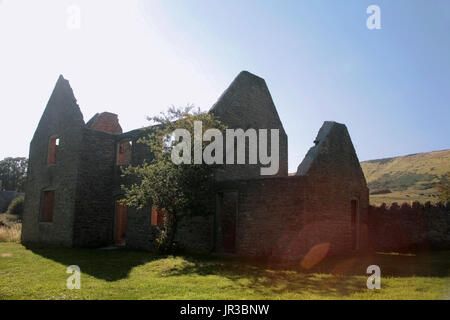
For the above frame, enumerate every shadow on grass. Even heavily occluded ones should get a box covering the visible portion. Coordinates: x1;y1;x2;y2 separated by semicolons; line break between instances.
163;255;368;297
161;251;450;297
297;251;450;278
170;250;450;277
25;244;450;293
26;245;162;281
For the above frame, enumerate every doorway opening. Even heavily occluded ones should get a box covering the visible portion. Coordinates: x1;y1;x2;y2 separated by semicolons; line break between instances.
216;191;238;254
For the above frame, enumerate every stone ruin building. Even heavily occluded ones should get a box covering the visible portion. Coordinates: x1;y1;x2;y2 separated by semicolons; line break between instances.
21;71;370;260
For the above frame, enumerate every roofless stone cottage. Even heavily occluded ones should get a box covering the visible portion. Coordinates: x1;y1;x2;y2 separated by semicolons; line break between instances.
21;71;369;260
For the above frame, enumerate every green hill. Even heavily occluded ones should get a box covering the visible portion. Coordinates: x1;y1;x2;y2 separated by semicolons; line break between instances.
361;149;450;205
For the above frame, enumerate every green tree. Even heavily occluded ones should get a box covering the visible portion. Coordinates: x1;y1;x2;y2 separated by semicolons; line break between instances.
121;106;226;252
437;173;450;203
0;157;28;192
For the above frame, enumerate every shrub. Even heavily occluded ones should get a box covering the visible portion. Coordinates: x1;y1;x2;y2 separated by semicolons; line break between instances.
7;195;25;217
0;213;20;227
0;223;21;243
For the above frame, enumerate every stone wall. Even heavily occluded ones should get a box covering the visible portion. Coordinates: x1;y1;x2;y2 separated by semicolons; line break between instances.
22;75;85;246
216;174;369;260
175;213;214;253
72;128;117;247
368;202;450;252
126;207;159;251
122;116;370;258
126;207;214;253
22;71;373;258
86;112;122;134
210;71;288;181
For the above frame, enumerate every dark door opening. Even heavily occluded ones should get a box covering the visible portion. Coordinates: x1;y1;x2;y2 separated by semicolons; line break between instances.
351;199;359;250
217;191;238;254
114;201;127;245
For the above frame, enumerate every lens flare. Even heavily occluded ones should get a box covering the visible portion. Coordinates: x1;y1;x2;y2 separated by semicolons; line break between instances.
300;243;331;270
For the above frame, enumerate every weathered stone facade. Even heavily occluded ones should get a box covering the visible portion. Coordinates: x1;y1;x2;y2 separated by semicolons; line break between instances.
210;120;370;259
368;202;450;252
22;76;84;246
210;71;288;181
22;71;370;260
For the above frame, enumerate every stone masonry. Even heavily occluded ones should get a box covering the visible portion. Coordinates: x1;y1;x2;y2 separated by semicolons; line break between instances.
368;202;450;252
22;71;371;261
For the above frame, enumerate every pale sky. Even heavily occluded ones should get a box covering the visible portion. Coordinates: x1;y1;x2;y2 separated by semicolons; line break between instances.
1;0;449;172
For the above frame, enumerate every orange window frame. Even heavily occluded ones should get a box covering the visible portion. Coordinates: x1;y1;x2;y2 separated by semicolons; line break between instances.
41;190;55;222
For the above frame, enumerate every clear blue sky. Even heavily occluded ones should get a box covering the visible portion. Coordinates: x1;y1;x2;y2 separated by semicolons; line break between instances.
1;0;449;172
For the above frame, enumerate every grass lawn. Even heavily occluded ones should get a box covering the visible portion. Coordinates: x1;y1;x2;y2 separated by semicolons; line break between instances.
0;242;449;300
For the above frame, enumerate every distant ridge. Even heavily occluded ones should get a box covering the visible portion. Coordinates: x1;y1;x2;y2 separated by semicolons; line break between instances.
362;149;450;163
360;149;450;205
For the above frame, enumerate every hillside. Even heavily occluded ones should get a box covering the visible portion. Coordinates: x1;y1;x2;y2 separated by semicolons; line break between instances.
361;149;450;205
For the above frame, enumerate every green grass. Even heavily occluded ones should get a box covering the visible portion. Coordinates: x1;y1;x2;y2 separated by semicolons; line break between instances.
0;243;449;300
361;149;450;205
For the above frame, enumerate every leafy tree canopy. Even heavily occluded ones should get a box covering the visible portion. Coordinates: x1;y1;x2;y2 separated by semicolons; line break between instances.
0;157;28;192
120;106;226;251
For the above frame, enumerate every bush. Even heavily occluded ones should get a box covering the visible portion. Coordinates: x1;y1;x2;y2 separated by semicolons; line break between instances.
0;213;20;227
0;223;21;243
7;195;25;217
